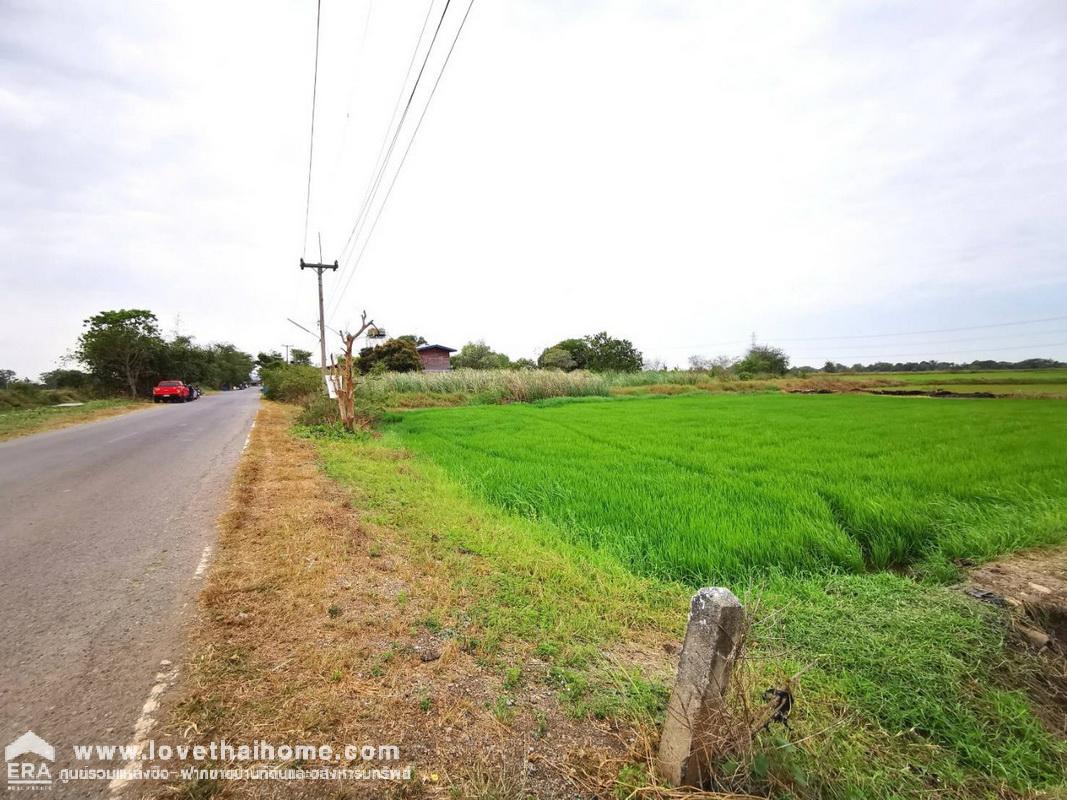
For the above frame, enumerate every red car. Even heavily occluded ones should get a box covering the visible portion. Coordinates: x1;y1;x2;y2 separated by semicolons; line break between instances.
153;380;191;403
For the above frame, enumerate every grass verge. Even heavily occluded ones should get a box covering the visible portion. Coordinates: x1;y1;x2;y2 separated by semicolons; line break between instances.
0;398;145;441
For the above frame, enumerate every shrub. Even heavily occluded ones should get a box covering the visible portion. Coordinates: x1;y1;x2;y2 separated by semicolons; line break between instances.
295;393;339;426
295;386;383;432
452;341;510;370
0;383;98;410
260;363;322;403
538;347;576;371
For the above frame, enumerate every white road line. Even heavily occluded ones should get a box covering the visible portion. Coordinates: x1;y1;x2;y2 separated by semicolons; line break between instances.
107;661;178;796
242;418;256;451
193;545;212;578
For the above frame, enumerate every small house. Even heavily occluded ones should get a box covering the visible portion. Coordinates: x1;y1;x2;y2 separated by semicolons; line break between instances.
417;344;455;372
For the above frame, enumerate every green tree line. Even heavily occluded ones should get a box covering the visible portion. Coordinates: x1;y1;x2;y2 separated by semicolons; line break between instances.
2;309;256;398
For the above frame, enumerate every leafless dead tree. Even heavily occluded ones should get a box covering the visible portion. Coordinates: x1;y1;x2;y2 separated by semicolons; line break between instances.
330;311;375;432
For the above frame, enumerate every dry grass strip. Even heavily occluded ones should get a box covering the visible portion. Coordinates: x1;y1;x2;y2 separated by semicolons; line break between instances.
147;401;646;799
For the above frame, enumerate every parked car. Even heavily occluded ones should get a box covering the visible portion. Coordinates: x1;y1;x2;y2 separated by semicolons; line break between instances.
152;380;192;403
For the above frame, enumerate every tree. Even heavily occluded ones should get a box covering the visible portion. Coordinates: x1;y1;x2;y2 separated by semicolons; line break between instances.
584;331;643;372
357;338;422;374
331;312;377;432
396;334;427;347
208;343;254;388
40;369;91;389
735;345;789;376
0;369;16;388
539;333;642;372
452;340;510;370
510;358;537;370
539;347;576;371
689;356;712;371
290;348;313;366
539;338;589;371
256;351;284;369
159;335;208;384
76;309;163;396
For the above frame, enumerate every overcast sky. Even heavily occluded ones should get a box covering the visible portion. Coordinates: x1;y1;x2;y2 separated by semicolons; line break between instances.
2;0;1066;377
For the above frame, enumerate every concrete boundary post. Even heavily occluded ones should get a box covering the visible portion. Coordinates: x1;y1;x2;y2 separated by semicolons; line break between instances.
657;587;745;788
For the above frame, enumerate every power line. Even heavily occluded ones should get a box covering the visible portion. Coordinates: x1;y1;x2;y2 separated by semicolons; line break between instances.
667;314;1067;353
768;314;1067;343
768;328;1067;354
329;0;463;318
330;0;476;321
336;0;450;269
333;0;436;265
792;340;1067;362
329;0;376;179
302;0;324;259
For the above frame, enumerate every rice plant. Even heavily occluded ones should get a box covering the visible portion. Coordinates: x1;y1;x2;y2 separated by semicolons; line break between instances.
387;393;1067;584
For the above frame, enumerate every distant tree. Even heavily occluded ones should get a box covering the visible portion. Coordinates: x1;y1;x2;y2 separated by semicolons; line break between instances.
452;340;510;370
735;345;789;376
538;338;589;371
396;334;428;347
256;351;284;369
290;348;313;366
357;338;422;374
0;369;16;388
539;347;576;371
644;357;667;371
158;335;206;383
40;368;91;389
76;309;163;396
584;331;643;372
208;343;254;388
510;358;537;370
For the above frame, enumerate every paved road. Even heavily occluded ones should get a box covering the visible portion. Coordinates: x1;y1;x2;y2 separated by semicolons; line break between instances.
0;389;259;793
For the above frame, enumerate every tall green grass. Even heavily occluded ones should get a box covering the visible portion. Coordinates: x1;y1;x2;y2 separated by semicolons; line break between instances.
361;368;764;406
388;394;1067;583
0;385;96;410
365;367;1067;405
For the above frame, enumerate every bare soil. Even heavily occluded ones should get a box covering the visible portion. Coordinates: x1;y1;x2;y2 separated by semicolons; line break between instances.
963;547;1067;738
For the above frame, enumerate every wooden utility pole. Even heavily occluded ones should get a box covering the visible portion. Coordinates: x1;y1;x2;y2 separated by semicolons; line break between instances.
299;258;338;379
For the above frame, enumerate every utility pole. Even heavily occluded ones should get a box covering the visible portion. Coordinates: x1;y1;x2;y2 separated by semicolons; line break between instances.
281;344;293;364
300;258;338;379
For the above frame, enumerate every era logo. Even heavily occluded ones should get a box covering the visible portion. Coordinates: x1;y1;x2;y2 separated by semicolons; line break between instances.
4;732;54;789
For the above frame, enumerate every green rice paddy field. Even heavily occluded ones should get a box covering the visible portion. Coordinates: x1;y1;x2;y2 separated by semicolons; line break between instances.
319;392;1067;796
389;394;1067;584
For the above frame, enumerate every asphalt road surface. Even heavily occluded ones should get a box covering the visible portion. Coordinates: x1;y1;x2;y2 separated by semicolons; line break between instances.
0;389;259;794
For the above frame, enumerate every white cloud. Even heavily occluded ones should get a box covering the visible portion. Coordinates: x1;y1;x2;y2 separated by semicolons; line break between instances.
1;0;1065;377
